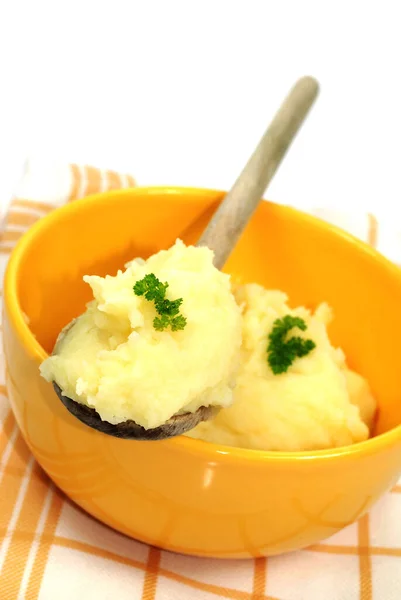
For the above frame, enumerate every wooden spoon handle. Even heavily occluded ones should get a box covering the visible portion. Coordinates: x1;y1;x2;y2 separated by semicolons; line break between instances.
197;76;319;269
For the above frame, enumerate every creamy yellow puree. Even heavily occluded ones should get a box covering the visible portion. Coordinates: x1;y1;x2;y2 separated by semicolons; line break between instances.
187;283;376;451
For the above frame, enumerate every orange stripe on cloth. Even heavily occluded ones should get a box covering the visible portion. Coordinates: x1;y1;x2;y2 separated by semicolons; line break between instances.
25;490;63;598
367;213;378;248
106;169;123;191
6;211;42;227
0;230;25;243
0;463;49;598
358;514;372;600
392;484;401;493
0;412;16;457
252;557;267;599
141;547;161;600
83;165;102;196
68;164;82;202
126;174;136;187
371;546;401;557
310;543;401;557
0;230;24;254
55;536;147;569
10;199;54;214
0;247;15;255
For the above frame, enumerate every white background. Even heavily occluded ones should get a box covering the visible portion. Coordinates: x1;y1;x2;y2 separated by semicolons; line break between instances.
1;0;401;219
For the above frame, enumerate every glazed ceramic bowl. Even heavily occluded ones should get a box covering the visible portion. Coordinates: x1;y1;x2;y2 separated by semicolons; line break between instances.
4;187;401;558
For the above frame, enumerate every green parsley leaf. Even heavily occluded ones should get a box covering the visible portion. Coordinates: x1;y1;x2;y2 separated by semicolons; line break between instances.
267;315;316;375
153;315;170;331
154;297;183;317
170;315;187;331
134;273;186;332
133;273;168;301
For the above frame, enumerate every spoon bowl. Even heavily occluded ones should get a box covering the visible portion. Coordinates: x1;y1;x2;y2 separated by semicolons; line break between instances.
53;382;217;440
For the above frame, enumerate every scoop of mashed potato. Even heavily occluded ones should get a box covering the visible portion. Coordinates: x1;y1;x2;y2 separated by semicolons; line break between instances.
40;240;242;429
187;283;376;451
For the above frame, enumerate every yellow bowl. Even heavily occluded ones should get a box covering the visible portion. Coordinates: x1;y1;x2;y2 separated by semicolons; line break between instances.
4;186;401;558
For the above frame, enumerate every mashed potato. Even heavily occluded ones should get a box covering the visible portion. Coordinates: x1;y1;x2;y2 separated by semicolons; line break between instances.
40;240;242;429
187;283;376;451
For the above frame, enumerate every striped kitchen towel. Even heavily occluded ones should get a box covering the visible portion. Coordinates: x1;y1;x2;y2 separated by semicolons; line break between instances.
0;159;400;600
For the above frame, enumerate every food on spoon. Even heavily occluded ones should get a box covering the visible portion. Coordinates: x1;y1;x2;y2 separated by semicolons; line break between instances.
40;240;242;430
187;283;377;451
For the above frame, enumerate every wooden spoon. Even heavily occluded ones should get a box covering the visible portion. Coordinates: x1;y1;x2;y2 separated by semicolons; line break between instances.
52;76;319;440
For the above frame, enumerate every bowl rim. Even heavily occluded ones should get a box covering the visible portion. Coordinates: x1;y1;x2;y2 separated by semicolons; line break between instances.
5;185;401;465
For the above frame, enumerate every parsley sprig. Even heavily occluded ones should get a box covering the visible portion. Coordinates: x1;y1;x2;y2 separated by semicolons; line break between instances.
133;273;187;332
267;315;316;375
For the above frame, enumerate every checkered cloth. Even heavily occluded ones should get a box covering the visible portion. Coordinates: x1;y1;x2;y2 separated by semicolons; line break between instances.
0;160;400;600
